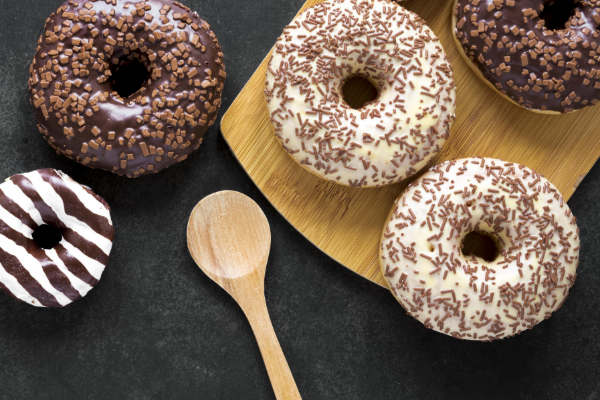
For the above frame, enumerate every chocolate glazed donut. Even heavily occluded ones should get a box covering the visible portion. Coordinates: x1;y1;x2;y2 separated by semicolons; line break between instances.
29;0;226;177
453;0;600;113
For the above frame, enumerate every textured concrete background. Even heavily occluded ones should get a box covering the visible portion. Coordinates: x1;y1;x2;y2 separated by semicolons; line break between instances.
0;0;598;399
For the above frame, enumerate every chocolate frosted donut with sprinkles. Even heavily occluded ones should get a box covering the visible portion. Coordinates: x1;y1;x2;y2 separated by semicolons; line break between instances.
380;158;580;341
0;169;114;307
265;0;456;188
453;0;600;113
29;0;226;178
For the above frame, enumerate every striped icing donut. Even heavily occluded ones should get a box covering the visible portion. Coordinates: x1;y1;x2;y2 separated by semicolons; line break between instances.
0;169;114;307
380;158;580;341
265;0;456;188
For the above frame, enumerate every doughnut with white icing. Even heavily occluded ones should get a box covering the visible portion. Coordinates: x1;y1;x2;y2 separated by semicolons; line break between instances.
380;158;580;341
0;169;114;307
265;0;456;188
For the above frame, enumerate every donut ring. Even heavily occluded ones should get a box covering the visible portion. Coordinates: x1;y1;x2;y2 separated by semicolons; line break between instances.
0;169;114;307
453;0;600;114
29;0;226;178
380;158;580;341
265;0;456;188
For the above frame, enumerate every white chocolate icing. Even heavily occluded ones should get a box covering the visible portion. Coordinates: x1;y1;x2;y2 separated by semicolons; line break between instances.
265;0;456;188
380;158;580;341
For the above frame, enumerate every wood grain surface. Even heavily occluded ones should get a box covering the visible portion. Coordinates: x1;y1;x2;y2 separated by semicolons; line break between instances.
220;0;600;287
187;192;302;400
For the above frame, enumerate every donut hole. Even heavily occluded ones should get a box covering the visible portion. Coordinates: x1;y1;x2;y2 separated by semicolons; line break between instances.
32;225;63;250
461;231;499;263
341;75;379;109
540;0;577;31
111;58;151;99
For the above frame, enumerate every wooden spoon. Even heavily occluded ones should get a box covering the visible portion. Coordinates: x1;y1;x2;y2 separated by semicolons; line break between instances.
187;191;302;400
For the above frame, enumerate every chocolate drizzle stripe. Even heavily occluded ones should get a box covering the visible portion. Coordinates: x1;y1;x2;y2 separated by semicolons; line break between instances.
44;248;93;296
0;188;38;231
60;240;106;281
22;171;112;255
0;262;39;306
54;244;99;287
0;244;62;308
0;220;81;302
1;180;45;226
62;228;109;266
10;175;67;230
39;170;113;240
0;204;35;239
54;171;112;221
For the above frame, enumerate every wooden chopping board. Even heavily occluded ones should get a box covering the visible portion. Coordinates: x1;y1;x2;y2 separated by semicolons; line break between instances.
220;0;600;287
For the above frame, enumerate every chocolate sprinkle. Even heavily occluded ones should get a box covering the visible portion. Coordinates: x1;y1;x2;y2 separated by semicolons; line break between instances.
454;0;600;113
380;157;580;341
29;0;226;177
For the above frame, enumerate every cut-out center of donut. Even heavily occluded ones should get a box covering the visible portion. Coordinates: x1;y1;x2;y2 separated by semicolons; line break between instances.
32;225;63;250
341;76;379;109
461;231;498;262
540;0;577;31
111;59;151;99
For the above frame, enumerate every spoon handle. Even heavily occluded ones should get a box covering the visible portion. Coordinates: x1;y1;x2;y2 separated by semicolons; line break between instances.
243;295;302;400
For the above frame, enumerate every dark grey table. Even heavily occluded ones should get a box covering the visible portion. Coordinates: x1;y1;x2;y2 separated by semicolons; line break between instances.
0;1;598;399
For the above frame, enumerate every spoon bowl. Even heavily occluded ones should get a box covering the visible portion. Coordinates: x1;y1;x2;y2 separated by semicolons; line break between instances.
187;191;302;400
188;191;270;281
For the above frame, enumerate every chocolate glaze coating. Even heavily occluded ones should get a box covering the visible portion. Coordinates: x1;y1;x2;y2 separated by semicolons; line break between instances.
29;0;226;177
454;0;600;113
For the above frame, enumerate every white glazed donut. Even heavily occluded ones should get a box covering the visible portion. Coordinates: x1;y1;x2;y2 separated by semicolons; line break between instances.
380;158;580;341
265;0;456;188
